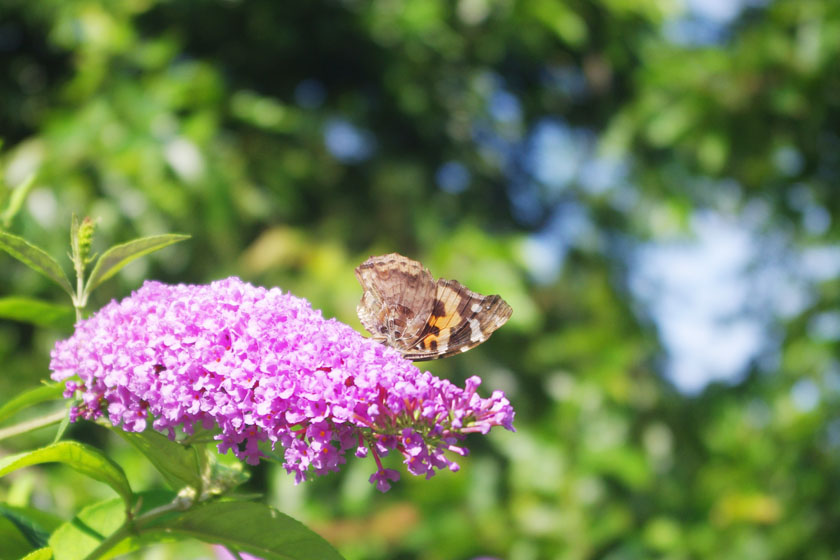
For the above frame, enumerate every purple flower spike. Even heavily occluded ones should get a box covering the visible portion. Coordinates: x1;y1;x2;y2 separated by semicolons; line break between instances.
50;278;515;490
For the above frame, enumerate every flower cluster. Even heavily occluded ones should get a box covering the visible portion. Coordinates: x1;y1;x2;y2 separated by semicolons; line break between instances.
50;278;514;491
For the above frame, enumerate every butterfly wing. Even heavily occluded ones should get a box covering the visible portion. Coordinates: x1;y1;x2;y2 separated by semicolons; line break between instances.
403;278;512;361
355;253;436;352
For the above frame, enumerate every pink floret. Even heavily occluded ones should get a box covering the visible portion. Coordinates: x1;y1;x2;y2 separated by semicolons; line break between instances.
50;278;515;490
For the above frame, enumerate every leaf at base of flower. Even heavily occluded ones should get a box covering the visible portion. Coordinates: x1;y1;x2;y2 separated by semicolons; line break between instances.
85;234;191;292
115;429;204;492
143;500;346;560
0;297;74;329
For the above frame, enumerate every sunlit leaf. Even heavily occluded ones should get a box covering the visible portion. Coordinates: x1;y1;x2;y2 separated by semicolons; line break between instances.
0;231;74;298
49;499;125;560
0;442;133;507
21;548;52;560
1;173;37;228
0;297;74;329
526;0;586;45
48;491;176;560
86;234;190;292
144;500;345;560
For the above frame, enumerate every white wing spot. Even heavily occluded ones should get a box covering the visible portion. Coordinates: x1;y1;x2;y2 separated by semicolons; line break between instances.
468;318;485;343
471;303;482;313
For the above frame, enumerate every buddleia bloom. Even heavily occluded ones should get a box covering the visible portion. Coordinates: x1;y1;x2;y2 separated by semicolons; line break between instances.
49;278;515;491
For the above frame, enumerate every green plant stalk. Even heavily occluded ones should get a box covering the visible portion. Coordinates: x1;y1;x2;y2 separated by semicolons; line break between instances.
74;265;85;322
0;409;67;441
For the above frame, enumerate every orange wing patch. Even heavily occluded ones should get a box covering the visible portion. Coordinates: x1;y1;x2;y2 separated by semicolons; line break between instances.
418;298;463;354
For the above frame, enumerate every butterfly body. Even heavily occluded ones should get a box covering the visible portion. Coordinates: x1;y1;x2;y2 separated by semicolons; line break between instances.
355;253;512;360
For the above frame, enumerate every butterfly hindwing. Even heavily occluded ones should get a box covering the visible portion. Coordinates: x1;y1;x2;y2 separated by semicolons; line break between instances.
355;253;435;352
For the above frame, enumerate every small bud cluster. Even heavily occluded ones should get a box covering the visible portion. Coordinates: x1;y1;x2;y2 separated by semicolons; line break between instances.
76;216;96;265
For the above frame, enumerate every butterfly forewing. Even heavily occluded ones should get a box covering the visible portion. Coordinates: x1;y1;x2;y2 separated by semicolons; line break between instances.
403;279;512;361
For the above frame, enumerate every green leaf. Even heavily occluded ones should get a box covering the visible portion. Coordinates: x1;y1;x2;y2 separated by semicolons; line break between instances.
0;231;74;298
0;504;63;535
86;234;190;292
0;297;74;329
0;514;36;560
1;173;37;228
49;499;124;560
0;442;133;507
52;403;72;444
49;499;125;560
145;501;345;560
0;504;61;559
22;548;52;560
0;382;67;424
49;491;175;560
115;430;204;491
0;504;62;550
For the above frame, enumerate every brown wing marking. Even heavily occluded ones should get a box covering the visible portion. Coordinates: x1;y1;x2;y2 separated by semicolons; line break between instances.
443;293;512;355
404;279;511;361
413;280;466;355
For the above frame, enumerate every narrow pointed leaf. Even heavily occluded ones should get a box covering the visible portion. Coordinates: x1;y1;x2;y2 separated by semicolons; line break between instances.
86;234;190;291
1;173;37;228
0;505;63;534
22;548;52;560
0;504;62;550
0;297;74;329
52;403;72;444
0;231;74;297
0;382;67;424
144;501;345;560
0;442;133;507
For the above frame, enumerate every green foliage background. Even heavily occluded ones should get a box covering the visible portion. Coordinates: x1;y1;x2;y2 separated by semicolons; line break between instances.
1;0;839;558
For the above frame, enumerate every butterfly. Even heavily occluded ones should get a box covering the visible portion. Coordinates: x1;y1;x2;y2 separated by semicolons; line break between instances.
355;253;512;360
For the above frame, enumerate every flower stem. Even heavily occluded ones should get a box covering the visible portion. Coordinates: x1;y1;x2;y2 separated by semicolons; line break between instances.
0;409;66;441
